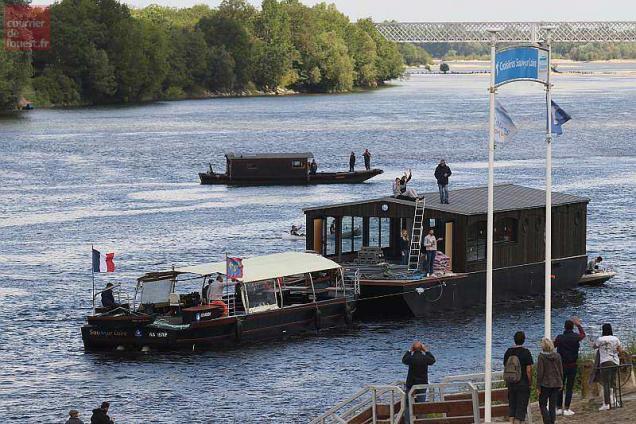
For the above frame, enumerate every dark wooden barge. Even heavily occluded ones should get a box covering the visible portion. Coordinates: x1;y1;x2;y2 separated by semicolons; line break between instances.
199;152;383;185
81;252;355;351
303;184;589;317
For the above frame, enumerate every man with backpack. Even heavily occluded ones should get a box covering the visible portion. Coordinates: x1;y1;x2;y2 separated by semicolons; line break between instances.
503;331;534;423
554;317;585;416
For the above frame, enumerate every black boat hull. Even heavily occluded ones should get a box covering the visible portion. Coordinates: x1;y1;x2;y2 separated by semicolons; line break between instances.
81;299;352;351
199;169;383;185
357;255;587;317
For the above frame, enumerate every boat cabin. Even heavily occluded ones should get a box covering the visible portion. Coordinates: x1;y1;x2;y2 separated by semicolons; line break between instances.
303;184;589;274
222;152;313;182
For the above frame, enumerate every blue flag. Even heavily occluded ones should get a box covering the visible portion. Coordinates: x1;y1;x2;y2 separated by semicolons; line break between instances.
550;100;571;135
494;100;518;144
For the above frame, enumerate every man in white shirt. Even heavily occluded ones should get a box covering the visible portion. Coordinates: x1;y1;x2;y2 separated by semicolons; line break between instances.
423;229;442;277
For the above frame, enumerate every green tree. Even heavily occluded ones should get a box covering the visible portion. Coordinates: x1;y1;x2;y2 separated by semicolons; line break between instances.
206;45;236;91
440;62;450;73
398;43;432;66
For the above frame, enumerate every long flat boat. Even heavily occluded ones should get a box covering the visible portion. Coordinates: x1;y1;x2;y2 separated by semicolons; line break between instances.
81;252;356;351
199;152;382;185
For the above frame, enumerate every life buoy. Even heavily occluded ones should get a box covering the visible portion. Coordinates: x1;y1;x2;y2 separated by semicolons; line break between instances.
209;300;229;317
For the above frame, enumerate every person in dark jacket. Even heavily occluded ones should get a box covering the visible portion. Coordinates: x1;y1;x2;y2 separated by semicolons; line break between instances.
503;331;534;423
65;409;84;424
402;340;436;402
100;283;117;308
400;230;410;265
349;152;356;172
363;149;371;170
554;317;585;416
91;402;114;424
537;338;563;424
434;160;452;204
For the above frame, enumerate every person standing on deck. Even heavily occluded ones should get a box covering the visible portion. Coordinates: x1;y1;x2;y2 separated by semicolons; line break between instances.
423;229;442;277
363;149;371;170
434;159;452;204
536;337;563;424
349;152;356;172
554;317;585;416
402;341;436;402
400;229;410;265
503;331;534;424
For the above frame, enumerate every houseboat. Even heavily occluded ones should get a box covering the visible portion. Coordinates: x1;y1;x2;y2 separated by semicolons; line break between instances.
81;252;356;351
303;184;589;317
199;152;383;185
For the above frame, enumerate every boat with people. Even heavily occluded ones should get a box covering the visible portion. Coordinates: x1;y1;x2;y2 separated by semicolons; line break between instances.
199;152;383;185
303;184;592;317
578;270;616;286
81;252;356;351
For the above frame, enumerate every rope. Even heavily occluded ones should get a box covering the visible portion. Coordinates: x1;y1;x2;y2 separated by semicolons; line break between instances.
354;282;447;303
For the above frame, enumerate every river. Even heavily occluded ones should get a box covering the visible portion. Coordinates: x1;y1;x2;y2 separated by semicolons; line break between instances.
0;63;635;423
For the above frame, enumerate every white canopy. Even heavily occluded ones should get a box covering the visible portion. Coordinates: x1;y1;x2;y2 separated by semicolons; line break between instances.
174;251;341;283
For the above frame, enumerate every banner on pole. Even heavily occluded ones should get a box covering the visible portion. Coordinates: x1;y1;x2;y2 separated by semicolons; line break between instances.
495;46;548;86
494;101;518;144
226;257;243;279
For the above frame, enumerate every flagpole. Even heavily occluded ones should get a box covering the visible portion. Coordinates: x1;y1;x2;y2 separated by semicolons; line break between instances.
485;28;498;424
544;28;553;339
91;244;95;310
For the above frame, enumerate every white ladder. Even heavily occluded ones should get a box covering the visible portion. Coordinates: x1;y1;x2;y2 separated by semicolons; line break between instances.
408;198;426;272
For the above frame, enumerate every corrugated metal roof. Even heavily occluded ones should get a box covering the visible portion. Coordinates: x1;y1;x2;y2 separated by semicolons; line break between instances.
303;184;589;216
225;152;314;160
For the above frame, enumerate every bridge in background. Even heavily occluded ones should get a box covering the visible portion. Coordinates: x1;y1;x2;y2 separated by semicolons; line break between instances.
374;21;636;43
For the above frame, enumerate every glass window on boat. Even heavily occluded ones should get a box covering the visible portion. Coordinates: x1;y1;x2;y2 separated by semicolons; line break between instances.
353;217;363;251
467;220;487;262
244;279;279;313
369;217;391;248
380;217;390;248
495;217;518;243
291;160;304;168
341;216;354;253
326;217;336;255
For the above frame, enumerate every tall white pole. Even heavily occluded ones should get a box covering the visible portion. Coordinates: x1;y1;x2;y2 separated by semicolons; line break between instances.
544;29;553;339
485;29;498;424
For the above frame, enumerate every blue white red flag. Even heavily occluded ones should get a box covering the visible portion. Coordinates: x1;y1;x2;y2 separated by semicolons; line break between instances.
550;100;572;135
92;248;115;272
226;257;243;279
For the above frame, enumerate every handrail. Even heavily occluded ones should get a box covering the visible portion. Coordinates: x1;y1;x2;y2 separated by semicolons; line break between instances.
310;384;405;424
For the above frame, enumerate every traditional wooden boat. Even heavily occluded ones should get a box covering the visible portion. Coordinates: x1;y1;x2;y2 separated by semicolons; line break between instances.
199;152;383;185
81;252;356;351
578;270;616;286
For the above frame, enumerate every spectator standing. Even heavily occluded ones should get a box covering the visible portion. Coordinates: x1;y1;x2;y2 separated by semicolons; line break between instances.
536;338;563;424
65;410;84;424
349;152;356;172
593;323;624;411
503;331;534;423
363;149;371;170
90;402;113;424
434;160;452;204
400;230;410;265
402;341;436;402
554;317;585;416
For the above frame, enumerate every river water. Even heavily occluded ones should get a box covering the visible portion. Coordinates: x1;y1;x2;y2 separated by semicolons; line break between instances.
1;63;635;423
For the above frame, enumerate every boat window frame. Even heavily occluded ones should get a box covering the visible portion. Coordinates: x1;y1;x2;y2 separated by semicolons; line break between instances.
466;220;487;263
291;159;304;168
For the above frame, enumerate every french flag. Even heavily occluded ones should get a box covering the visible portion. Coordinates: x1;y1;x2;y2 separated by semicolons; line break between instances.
92;248;115;273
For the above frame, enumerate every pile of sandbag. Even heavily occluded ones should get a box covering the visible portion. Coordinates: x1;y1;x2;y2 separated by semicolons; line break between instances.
433;252;451;273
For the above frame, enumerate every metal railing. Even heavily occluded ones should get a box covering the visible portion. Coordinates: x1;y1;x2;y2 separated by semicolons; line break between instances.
310;384;405;424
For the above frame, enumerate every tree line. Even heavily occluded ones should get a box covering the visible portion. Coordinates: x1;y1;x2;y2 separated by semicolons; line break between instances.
1;0;411;109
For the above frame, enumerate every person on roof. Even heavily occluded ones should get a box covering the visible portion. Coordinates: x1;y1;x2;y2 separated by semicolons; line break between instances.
393;170;419;199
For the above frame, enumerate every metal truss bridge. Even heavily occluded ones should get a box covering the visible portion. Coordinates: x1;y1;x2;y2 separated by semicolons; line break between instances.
375;21;636;43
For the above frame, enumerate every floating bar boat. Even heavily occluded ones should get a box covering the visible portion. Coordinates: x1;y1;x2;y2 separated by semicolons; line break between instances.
199;152;383;185
303;184;590;317
81;252;356;351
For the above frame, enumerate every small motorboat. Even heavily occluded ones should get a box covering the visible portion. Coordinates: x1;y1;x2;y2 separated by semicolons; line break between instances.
282;232;305;241
578;270;616;286
329;227;361;239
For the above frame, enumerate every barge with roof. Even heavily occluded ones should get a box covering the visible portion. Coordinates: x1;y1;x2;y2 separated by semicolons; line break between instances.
81;252;356;351
199;152;383;185
303;184;589;317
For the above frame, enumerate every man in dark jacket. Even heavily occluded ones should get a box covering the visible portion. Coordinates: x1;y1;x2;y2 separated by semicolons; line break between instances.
434;160;452;204
363;149;371;170
91;402;114;424
504;331;533;423
554;317;585;416
349;151;356;172
402;340;436;402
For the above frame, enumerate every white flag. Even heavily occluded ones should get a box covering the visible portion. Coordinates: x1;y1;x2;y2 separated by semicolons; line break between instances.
494;100;518;144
